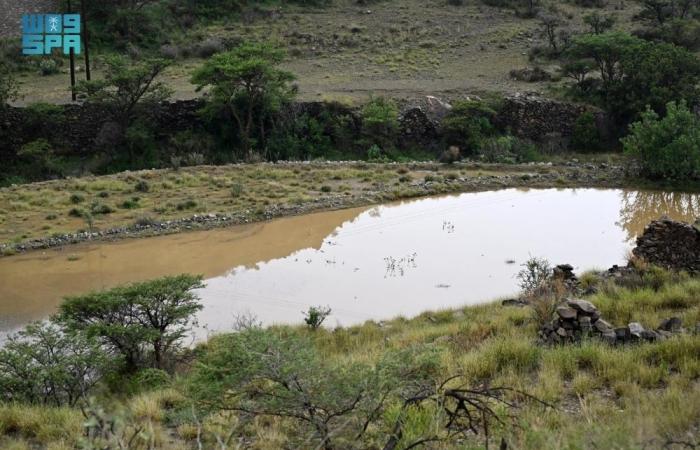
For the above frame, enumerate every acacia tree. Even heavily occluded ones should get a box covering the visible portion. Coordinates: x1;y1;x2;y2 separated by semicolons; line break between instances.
58;274;204;371
75;55;172;163
191;42;296;160
566;33;700;124
0;321;108;406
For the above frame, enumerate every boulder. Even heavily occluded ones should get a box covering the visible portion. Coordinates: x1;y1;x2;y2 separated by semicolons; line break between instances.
594;318;613;333
628;322;645;338
556;306;577;320
567;299;599;316
658;317;682;332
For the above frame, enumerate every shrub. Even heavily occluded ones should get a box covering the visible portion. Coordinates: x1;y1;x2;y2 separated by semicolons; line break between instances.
361;97;399;149
441;101;497;155
188;329;440;449
90;202;114;215
570;111;603;152
479;135;541;163
176;199;197;210
134;180;150;192
57;274;204;371
517;257;552;295
68;207;83;218
0;321;109;406
69;193;85;204
17;139;61;180
622;101;700;180
230;182;244;197
439;146;461;164
38;58;59;75
303;305;332;329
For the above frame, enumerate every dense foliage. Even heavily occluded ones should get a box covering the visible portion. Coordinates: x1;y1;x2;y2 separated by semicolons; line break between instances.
0;322;108;406
192;42;296;160
622;101;700;180
58;274;204;371
565;32;700;126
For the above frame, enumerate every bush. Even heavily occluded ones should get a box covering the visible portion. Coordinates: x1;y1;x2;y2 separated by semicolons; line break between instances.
0;321;109;406
478;135;541;163
38;58;59;76
441;101;497;155
70;193;85;204
17;139;62;180
570;111;603;152
57;274;205;371
622;101;700;180
134;179;150;192
303;305;332;329
188;329;440;449
90;202;114;215
361;97;399;150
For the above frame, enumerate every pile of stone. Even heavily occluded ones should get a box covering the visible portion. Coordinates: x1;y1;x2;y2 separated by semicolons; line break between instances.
552;263;581;293
539;298;683;345
633;218;700;273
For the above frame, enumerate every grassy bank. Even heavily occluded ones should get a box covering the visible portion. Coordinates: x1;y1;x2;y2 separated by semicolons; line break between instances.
0;159;632;252
0;265;698;449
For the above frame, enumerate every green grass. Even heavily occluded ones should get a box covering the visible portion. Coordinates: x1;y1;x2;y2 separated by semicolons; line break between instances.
1;267;698;448
0;160;623;247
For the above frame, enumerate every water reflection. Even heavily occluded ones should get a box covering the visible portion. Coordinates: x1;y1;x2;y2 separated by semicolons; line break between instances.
618;191;700;241
2;188;700;336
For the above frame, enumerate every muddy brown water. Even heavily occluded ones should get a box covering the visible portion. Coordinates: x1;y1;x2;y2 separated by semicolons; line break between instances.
1;188;699;338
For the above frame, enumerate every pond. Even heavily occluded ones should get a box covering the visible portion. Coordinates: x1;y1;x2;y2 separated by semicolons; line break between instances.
1;188;699;338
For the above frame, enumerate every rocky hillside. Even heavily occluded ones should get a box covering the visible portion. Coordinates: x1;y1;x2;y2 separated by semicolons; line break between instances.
0;0;59;38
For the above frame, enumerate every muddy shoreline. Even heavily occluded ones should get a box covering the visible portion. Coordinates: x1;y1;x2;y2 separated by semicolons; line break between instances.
0;161;631;256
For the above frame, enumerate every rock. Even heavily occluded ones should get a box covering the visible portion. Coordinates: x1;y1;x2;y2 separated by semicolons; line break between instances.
594;319;613;333
615;327;631;342
633;218;700;272
502;298;529;307
509;67;552;82
556;306;577;320
640;330;658;342
628;322;645;338
602;330;617;345
658;317;682;332
497;93;610;148
566;299;599;316
556;327;568;337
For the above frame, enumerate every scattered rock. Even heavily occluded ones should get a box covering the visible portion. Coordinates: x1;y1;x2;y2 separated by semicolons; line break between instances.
539;298;684;346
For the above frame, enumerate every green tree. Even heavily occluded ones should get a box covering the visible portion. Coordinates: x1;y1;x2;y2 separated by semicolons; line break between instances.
622;101;700;180
441;100;497;155
360;96;399;152
566;33;700;124
0;321;108;406
57;274;204;371
191;42;296;160
75;56;172;163
583;11;616;34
